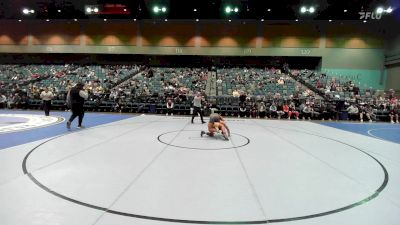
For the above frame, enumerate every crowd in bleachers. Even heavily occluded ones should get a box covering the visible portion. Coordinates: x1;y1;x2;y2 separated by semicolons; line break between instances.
290;69;373;101
287;69;398;123
106;67;209;112
217;67;305;97
0;65;44;89
0;63;141;109
0;63;398;123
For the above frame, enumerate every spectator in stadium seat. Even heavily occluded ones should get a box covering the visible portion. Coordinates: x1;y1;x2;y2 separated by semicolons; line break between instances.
278;103;285;119
166;98;174;116
353;85;360;95
302;103;313;120
232;90;240;97
40;87;54;116
318;103;328;120
250;102;258;118
258;102;267;118
347;104;360;121
268;102;278;119
299;102;306;114
239;102;247;118
0;93;6;109
245;102;252;117
330;80;337;92
12;93;21;109
282;103;290;119
6;94;13;109
360;104;375;122
389;102;399;124
288;101;300;120
316;79;323;89
239;91;247;103
389;93;398;105
326;102;337;121
365;104;376;122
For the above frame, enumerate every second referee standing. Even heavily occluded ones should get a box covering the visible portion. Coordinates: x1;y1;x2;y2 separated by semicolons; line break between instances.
191;93;206;124
40;87;54;116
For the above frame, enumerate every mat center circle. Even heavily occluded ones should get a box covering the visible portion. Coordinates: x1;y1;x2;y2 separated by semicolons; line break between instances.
157;130;250;150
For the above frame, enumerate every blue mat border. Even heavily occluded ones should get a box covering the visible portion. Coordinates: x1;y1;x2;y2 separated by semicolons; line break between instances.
0;110;133;150
319;121;400;144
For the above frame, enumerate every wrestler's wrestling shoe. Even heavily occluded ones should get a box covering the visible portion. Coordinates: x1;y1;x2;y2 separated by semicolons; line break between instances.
201;131;205;137
220;127;229;140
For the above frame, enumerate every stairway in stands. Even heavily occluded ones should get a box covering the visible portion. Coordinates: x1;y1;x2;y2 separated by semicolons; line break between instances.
205;71;217;96
288;72;328;100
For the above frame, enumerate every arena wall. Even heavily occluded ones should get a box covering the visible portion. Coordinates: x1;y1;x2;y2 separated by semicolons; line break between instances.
385;31;400;91
0;20;389;89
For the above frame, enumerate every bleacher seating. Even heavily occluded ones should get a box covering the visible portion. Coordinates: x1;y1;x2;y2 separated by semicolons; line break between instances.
0;64;397;123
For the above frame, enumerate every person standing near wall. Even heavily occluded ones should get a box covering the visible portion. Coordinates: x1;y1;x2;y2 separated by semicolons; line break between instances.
40;87;54;116
191;93;206;124
66;83;88;129
166;98;174;116
0;93;6;109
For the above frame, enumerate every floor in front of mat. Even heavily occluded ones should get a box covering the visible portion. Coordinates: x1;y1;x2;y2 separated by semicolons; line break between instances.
0;112;399;225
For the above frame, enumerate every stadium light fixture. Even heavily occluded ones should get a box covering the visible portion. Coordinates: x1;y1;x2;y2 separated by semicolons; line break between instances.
85;5;100;14
153;5;167;14
300;6;315;14
225;6;239;14
22;8;35;15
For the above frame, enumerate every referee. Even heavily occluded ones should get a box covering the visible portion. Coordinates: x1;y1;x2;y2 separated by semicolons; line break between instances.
191;93;206;124
40;87;54;116
66;83;88;129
